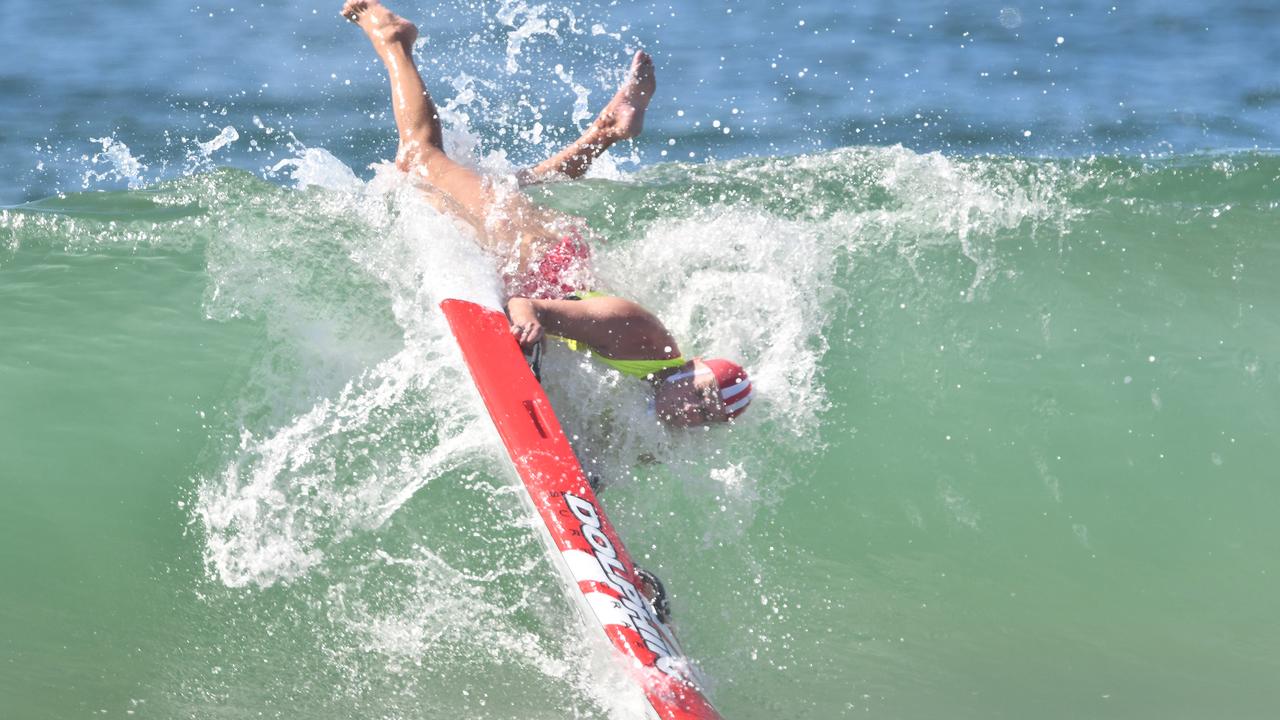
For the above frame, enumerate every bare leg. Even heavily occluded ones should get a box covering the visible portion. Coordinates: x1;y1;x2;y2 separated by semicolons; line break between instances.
342;0;440;158
343;0;564;270
519;51;655;186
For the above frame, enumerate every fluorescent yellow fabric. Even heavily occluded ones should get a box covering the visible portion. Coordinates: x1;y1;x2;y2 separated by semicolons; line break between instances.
553;291;687;379
559;338;686;378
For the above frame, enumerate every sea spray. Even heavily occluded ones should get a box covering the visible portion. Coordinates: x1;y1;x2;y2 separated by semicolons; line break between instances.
84;136;147;189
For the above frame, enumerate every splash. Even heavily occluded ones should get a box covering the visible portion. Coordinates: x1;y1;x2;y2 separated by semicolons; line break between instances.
195;347;488;588
178;142;667;714
496;0;560;74
83;136;147;189
554;63;594;125
198;125;241;156
270;147;362;192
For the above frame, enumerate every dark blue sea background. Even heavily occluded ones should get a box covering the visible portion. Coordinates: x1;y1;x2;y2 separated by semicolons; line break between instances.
3;0;1277;205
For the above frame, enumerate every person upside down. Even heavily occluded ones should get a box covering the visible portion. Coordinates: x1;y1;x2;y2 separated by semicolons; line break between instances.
342;0;753;427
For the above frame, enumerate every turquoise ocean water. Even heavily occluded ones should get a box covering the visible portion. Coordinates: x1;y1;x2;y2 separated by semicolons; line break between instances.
3;2;1279;719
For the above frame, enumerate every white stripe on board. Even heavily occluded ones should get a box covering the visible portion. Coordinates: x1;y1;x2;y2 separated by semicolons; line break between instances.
562;548;609;585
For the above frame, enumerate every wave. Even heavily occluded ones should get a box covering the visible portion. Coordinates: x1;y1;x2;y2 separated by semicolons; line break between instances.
4;145;1278;717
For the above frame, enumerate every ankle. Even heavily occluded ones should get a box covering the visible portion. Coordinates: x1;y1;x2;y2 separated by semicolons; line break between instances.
585;121;619;147
374;39;414;64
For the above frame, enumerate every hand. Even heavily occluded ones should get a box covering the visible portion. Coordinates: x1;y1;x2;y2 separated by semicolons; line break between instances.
506;298;544;351
510;319;544;350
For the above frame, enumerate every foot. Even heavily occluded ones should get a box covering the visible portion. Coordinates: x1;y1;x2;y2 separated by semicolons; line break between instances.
594;51;655;142
341;0;418;49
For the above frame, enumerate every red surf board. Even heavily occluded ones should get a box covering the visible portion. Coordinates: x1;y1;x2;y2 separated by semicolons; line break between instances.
440;299;723;720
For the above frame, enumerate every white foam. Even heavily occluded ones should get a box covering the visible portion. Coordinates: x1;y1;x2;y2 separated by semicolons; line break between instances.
195;145;509;585
270;148;361;192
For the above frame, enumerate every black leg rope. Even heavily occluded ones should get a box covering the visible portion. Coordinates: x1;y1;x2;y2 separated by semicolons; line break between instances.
633;566;672;624
528;339;543;383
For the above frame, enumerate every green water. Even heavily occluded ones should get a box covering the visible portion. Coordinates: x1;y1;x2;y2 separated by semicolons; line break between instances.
3;148;1279;719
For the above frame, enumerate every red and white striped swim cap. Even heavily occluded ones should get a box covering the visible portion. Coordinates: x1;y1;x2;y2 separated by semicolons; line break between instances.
703;358;753;419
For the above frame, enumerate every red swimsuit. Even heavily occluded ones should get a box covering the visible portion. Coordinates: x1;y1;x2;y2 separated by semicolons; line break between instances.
505;230;594;300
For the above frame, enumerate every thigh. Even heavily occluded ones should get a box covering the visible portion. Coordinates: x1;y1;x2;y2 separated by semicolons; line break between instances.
403;149;494;222
403;148;578;276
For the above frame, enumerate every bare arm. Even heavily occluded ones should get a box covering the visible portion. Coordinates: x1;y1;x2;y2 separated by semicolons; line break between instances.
506;296;681;360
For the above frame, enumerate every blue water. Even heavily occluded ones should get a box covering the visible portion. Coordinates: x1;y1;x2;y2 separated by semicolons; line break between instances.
4;1;1277;205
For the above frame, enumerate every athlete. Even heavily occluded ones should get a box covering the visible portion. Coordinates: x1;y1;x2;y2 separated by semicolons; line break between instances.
342;0;753;426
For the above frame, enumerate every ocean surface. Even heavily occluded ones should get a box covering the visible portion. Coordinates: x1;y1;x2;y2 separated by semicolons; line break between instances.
3;1;1279;719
